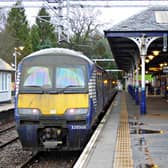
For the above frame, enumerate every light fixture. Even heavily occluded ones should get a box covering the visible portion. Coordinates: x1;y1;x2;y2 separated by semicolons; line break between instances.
104;80;108;84
152;50;160;56
148;55;154;60
14;46;24;51
160;63;164;67
164;63;167;66
149;67;162;72
145;59;150;63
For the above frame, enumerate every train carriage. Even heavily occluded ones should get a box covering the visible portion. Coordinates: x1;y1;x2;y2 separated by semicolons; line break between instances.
15;48;116;152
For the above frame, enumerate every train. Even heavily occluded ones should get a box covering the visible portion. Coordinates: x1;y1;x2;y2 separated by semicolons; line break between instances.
14;48;117;152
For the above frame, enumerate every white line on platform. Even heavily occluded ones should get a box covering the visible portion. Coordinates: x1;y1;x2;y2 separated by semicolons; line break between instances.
73;101;115;168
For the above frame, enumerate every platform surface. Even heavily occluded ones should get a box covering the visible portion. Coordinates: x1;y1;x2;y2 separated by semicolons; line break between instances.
128;94;168;168
74;91;168;168
0;101;14;112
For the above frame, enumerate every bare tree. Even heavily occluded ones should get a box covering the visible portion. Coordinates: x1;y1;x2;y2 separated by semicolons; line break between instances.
69;8;102;43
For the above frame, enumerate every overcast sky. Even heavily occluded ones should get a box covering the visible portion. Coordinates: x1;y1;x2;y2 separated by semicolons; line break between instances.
24;7;145;29
1;1;168;32
22;2;146;32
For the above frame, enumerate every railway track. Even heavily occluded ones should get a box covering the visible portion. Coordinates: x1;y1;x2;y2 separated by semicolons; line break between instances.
0;120;82;168
19;152;39;168
19;151;79;168
0;95;116;168
0;121;16;133
0;112;84;168
0;136;18;148
0;122;18;148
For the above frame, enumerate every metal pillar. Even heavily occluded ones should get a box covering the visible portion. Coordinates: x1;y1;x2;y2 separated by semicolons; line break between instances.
140;54;146;114
130;35;159;114
127;72;134;97
13;50;17;82
12;46;24;84
135;59;139;105
132;63;137;100
66;0;70;43
58;0;63;42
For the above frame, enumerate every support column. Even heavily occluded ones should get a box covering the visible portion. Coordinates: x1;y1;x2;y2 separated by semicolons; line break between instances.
132;64;135;100
129;35;161;115
140;55;146;114
128;72;134;98
135;60;139;105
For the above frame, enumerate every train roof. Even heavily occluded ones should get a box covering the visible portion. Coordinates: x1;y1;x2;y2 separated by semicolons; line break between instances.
23;48;94;66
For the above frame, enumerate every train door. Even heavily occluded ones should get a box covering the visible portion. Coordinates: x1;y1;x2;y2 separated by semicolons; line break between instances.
96;71;104;113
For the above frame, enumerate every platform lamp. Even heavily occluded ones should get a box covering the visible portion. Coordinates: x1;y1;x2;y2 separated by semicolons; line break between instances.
12;46;24;82
152;50;160;56
148;55;154;60
145;58;150;63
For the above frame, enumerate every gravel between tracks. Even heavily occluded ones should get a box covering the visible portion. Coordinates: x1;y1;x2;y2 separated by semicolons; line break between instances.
0;139;80;168
0;140;32;168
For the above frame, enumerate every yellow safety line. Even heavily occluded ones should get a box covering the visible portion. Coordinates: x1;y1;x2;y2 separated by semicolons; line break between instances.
113;92;133;168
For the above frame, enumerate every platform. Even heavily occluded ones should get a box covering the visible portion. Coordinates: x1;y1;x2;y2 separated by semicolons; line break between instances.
0;103;14;113
0;100;14;113
74;91;168;168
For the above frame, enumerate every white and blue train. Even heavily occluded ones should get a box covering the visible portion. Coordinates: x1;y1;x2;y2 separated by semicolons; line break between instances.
15;48;117;152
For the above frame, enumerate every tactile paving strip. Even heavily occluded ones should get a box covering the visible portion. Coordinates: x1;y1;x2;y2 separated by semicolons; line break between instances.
113;92;133;168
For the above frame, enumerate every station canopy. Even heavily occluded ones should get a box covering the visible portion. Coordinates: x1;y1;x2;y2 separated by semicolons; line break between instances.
104;7;168;73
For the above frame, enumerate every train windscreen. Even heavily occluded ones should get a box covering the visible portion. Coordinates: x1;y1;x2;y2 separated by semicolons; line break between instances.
20;57;88;92
23;66;52;88
56;66;85;88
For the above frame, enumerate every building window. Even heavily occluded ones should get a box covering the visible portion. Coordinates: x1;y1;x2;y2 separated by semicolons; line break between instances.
0;72;8;92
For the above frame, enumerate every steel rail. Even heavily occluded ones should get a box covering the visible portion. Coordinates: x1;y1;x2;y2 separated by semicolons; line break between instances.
0;136;19;148
19;152;39;168
0;124;16;134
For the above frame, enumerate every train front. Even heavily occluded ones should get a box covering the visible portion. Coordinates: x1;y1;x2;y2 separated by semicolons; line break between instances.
15;49;93;152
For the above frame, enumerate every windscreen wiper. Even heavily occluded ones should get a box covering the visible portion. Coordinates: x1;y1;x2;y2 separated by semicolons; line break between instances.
47;85;83;94
58;85;82;94
24;85;45;93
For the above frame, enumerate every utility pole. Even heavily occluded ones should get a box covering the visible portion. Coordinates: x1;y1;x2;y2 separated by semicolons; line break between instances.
12;46;24;83
66;0;70;42
57;0;63;42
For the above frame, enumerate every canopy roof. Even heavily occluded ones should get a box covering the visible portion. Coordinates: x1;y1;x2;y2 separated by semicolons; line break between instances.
0;58;14;71
104;7;168;73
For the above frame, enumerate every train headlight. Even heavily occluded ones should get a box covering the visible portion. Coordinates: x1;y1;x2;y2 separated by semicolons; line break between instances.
18;108;41;116
65;108;88;116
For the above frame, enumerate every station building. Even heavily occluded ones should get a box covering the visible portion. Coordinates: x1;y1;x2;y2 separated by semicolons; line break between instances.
0;58;14;103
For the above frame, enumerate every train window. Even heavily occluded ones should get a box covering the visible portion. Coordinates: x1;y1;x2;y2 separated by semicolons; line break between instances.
55;65;85;88
23;66;52;88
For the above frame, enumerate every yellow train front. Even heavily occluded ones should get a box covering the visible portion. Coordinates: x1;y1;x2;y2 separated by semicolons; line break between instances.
15;48;116;152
